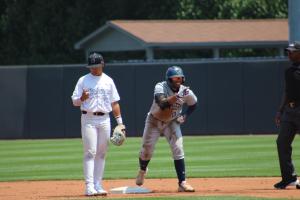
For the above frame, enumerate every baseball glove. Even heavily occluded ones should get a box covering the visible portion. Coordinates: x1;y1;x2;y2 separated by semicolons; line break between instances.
110;124;126;146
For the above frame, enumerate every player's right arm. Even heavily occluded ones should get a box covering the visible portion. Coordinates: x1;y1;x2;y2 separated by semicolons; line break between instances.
153;82;178;110
154;93;177;110
275;92;287;127
71;77;88;106
275;70;289;127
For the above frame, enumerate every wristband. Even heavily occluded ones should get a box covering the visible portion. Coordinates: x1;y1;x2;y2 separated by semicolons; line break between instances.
115;116;123;125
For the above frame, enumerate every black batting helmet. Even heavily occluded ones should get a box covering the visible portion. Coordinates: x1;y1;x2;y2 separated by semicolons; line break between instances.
87;52;105;68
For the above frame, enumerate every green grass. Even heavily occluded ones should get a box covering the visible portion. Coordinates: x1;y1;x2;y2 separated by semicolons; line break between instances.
0;135;300;181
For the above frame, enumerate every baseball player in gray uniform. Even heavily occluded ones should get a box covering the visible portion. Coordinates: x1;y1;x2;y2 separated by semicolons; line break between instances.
71;52;125;196
136;66;197;192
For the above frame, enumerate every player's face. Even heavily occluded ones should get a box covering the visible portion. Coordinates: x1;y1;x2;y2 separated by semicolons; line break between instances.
89;65;103;76
171;77;183;88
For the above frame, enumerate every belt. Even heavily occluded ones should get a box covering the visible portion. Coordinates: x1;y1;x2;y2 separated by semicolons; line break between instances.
288;101;300;109
81;111;105;116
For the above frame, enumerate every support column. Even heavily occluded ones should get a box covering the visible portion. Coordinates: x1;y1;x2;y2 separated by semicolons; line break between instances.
289;0;300;42
146;48;154;61
213;48;220;59
278;48;285;57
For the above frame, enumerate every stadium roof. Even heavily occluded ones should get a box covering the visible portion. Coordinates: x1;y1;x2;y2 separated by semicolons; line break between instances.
74;19;288;60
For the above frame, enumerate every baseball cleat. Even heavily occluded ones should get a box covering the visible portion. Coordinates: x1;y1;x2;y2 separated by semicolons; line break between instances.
274;179;300;189
178;181;195;192
136;168;147;186
96;189;108;196
95;184;108;196
85;186;98;196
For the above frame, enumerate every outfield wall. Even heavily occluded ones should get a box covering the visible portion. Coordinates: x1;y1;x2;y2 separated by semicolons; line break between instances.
0;59;287;139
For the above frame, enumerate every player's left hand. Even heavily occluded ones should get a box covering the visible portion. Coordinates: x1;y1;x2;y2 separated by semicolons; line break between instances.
110;124;126;146
176;115;186;124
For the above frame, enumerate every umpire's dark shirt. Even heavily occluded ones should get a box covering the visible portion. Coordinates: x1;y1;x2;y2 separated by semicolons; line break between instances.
285;62;300;102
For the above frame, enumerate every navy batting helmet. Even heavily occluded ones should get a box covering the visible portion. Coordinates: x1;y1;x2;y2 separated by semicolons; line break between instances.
87;52;104;68
166;66;185;81
166;66;185;90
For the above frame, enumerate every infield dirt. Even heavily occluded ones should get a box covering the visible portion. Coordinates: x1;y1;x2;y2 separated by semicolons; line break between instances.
1;177;300;200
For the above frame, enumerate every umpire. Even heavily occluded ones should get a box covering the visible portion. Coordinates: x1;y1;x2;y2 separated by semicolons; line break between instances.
274;41;300;189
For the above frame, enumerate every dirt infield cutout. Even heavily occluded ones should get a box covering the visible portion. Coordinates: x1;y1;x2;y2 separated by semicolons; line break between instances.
1;177;300;199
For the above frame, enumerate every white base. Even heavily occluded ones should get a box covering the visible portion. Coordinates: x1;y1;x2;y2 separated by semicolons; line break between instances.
110;186;152;194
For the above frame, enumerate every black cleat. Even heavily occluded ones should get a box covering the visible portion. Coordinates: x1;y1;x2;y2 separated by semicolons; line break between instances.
274;179;299;189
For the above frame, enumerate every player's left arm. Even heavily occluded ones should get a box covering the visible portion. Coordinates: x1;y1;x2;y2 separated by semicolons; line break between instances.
183;103;197;118
176;89;198;124
111;101;124;126
110;78;125;126
184;89;198;118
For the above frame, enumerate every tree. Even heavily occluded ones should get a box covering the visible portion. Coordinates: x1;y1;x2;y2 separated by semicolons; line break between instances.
0;0;289;65
176;0;288;19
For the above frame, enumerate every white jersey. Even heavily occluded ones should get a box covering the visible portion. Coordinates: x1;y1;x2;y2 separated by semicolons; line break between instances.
149;81;197;122
71;73;120;113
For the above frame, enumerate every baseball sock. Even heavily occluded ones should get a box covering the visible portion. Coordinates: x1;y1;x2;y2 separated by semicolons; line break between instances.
174;158;186;184
139;158;150;171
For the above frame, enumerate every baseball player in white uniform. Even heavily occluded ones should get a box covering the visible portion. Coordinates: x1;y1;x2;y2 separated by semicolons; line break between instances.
71;52;124;196
136;66;197;192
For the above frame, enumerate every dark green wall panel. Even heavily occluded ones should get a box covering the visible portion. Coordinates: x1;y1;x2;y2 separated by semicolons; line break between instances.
0;60;288;138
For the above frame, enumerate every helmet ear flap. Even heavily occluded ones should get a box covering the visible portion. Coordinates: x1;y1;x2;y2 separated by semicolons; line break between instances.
167;78;173;87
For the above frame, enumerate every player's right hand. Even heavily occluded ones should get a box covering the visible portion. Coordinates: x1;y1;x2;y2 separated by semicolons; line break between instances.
275;112;281;127
80;90;89;102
